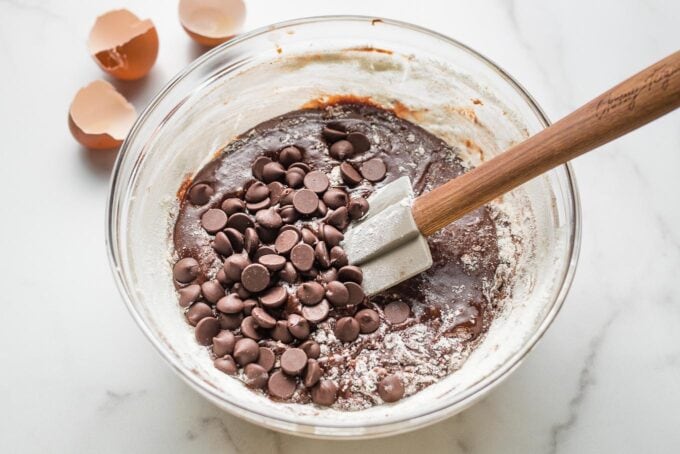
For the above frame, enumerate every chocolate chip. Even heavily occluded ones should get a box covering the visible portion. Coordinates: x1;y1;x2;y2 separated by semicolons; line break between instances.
216;268;231;286
213;330;236;356
232;282;251;299
186;302;212;326
329;140;354;160
279;206;299;224
262;161;286;183
378;374;405;402
223;228;244;253
322;126;347;142
337;265;363;284
259;286;288;308
300;228;318;245
223;254;250;281
334;317;360;342
347;132;371;153
279;146;303;167
252;156;273;180
245;181;270;203
303;359;323;388
311;379;338;406
326;281;350;306
293;189;319;215
253;246;276;261
178;284;201;308
201;208;228;233
257;347;276;371
219;312;243;330
348;197;369;219
200;280;225;304
278;231;303;259
188;183;213;205
216;294;243;314
299;340;321;359
268;371;297;399
244;363;269;389
173;257;199;283
322;188;348;209
321;224;344;247
339;162;362;186
214;355;237;375
280;225;298;234
240;315;263;340
285;169;305;188
241;264;270;293
258;254;286;271
195;317;220;345
313;241;331;269
360;158;387;182
289;162;311;173
268;181;285;204
244;227;260;255
251;307;276;329
221;197;245;215
384;301;410;324
316;200;328;218
301;299;330;324
296;282;325;305
281;348;307;376
285;298;302;319
303;170;330;193
246;197;271;212
233;338;260;365
279;262;298;284
345;282;365;305
271;320;294;344
242;298;257;315
213;232;234;256
255;208;283;229
355;309;380;333
318;267;338;283
327;207;350;230
287;314;310;339
278;187;295;206
226;212;254;233
290;243;315;271
329;246;348;267
256;225;279;244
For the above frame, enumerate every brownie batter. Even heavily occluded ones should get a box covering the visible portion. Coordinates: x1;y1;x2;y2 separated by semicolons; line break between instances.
172;103;509;410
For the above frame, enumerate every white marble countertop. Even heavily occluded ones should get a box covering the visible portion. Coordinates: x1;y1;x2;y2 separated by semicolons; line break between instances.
1;0;679;452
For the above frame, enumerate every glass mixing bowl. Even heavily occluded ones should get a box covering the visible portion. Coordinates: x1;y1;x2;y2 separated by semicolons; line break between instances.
107;16;580;439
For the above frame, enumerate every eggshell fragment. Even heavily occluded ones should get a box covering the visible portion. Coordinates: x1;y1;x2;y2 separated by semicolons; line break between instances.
88;9;159;80
179;0;246;47
68;80;137;150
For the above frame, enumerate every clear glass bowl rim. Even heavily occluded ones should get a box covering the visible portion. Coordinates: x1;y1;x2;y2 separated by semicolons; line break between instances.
106;15;582;433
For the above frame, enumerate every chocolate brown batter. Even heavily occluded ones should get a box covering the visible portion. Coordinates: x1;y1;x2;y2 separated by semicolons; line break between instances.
173;103;509;409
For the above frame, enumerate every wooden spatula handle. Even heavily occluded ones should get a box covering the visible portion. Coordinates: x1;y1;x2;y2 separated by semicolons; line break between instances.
412;50;680;237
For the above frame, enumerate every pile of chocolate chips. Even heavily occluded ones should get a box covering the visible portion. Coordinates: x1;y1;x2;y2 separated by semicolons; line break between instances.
173;124;407;405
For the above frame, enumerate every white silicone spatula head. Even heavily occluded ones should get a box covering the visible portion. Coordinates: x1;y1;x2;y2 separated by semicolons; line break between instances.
341;176;432;295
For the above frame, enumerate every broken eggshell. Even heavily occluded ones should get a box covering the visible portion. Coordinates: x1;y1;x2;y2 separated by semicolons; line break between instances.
68;80;137;150
87;9;159;80
179;0;246;47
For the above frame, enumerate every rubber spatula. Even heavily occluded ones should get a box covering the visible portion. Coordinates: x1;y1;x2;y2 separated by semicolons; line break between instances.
343;50;680;295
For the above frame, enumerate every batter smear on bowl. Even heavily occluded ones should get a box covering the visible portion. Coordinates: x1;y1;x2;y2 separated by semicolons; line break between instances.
172;102;515;409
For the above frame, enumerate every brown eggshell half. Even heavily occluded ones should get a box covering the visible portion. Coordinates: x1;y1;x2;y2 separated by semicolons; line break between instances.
68;80;137;150
87;9;159;80
179;0;246;47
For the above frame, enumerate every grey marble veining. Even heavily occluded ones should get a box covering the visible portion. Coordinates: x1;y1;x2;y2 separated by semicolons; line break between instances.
0;0;678;452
